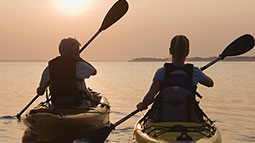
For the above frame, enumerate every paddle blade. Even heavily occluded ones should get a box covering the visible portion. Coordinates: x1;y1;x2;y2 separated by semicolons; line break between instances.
99;0;129;31
84;125;114;143
220;34;255;58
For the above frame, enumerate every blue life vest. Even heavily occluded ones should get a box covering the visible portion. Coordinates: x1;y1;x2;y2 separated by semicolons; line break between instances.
49;56;83;107
153;63;203;122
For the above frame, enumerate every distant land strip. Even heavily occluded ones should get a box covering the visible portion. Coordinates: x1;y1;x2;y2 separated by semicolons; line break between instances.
128;56;255;62
1;56;255;62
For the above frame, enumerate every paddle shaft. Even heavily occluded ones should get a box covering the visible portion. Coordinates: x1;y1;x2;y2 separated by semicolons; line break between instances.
79;30;101;54
92;33;255;142
16;94;40;120
113;109;139;127
200;56;223;71
79;0;128;54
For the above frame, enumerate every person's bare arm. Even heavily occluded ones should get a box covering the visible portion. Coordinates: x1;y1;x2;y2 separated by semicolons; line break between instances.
137;79;161;111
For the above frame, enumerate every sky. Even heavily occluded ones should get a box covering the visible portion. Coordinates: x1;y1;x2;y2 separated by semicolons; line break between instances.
0;0;255;61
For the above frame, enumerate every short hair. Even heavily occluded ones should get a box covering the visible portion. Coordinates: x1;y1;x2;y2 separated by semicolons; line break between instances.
59;38;81;59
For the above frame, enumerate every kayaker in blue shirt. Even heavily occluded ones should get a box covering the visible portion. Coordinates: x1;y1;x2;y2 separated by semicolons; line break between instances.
36;38;97;107
137;35;214;119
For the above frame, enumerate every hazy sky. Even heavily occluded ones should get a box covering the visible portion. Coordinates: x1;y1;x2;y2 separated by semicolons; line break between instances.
0;0;254;61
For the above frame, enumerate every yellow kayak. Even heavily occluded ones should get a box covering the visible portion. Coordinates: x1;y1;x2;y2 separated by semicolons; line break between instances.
22;96;110;142
133;117;221;143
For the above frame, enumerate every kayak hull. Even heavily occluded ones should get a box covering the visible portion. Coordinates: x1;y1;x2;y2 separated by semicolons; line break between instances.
22;96;110;141
133;117;221;143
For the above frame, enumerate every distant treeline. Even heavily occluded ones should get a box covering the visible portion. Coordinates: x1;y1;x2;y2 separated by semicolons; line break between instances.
129;56;255;62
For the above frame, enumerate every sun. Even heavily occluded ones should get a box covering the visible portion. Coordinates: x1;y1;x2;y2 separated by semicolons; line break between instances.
53;0;92;16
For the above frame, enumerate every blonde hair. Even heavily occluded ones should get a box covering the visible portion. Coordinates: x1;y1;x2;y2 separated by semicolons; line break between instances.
59;38;81;59
169;35;189;65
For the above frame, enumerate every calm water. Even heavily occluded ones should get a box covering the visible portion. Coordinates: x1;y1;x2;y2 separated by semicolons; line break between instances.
0;61;255;143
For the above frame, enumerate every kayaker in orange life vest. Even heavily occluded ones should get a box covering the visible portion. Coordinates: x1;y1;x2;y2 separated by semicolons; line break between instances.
136;35;214;121
36;38;97;107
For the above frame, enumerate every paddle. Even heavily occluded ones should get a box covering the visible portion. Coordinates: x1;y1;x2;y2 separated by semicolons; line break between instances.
16;94;40;120
84;34;255;142
14;0;128;121
79;0;129;53
84;109;139;143
200;34;255;71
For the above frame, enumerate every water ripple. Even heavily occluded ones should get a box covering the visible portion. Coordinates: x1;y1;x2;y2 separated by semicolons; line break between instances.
239;135;255;142
0;129;7;132
110;111;140;118
0;116;15;119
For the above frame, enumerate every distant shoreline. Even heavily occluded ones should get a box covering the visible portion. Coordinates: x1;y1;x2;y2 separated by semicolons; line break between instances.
128;56;255;62
1;56;255;62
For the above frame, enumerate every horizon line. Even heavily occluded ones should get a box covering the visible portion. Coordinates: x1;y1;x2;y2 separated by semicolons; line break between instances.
1;56;255;62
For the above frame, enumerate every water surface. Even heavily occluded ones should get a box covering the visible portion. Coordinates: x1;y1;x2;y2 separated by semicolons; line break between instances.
0;61;255;142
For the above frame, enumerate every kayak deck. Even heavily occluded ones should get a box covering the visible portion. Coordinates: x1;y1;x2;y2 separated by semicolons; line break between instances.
133;118;221;143
22;96;110;141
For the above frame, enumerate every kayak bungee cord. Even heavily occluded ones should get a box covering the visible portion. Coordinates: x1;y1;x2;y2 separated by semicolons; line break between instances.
145;123;216;138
